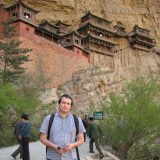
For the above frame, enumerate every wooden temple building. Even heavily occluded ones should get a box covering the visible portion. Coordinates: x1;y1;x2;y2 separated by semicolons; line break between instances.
113;21;127;38
0;0;156;64
130;25;156;52
77;11;117;56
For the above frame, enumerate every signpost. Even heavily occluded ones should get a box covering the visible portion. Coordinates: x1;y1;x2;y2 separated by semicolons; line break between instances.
93;111;103;120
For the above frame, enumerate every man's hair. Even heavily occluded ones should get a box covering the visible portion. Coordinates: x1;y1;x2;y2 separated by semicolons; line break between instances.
58;94;73;106
21;114;28;120
89;117;94;121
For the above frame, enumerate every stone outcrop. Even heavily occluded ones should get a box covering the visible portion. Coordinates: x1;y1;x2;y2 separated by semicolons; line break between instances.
57;48;160;113
19;37;90;88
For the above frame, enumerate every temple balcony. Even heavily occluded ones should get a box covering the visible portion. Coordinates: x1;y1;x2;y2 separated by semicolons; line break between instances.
135;37;155;45
12;15;38;27
84;46;114;56
114;30;128;37
90;33;115;44
132;44;152;52
61;41;83;49
133;30;150;38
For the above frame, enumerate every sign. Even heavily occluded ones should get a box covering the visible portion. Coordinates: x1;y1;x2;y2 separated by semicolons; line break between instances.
93;111;103;120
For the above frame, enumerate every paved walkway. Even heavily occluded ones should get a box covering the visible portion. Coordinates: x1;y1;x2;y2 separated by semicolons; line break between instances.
0;138;102;160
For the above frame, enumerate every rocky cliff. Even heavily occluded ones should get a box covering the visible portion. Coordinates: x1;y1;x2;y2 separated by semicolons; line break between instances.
3;0;160;43
2;0;160;113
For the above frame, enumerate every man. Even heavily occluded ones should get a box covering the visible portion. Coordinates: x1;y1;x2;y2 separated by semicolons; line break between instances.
84;115;89;122
40;94;86;160
87;117;104;159
11;119;24;159
19;114;31;160
81;116;88;142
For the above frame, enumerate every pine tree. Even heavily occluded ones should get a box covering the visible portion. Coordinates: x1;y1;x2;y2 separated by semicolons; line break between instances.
0;19;32;84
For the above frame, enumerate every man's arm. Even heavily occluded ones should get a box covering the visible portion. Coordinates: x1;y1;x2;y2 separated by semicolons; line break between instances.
40;132;63;153
98;125;104;138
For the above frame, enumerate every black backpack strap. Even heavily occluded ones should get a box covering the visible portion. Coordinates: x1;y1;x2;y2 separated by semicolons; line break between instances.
73;114;79;135
47;114;55;139
72;114;80;160
46;114;55;153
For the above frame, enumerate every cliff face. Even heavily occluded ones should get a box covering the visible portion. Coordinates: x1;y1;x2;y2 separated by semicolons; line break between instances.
57;49;160;113
3;0;160;113
4;0;160;43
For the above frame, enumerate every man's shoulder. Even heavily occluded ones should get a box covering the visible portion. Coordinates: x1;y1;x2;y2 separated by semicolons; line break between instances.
91;121;98;125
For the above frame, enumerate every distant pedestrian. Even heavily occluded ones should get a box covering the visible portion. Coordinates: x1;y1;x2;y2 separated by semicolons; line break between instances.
81;116;88;142
19;114;31;160
87;117;104;159
11;119;24;159
84;114;89;122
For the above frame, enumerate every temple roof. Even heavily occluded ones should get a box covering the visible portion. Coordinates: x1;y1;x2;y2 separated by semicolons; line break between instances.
63;31;86;38
131;39;156;47
39;20;59;29
114;25;125;32
81;11;112;24
38;26;62;38
77;22;115;35
117;21;126;30
55;20;70;27
132;33;154;41
5;0;39;13
134;25;150;32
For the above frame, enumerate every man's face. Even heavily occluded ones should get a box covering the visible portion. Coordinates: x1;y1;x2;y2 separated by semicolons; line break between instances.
22;118;26;122
59;97;72;114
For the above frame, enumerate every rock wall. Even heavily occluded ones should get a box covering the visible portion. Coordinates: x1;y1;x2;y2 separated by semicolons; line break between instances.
19;37;90;88
57;48;160;113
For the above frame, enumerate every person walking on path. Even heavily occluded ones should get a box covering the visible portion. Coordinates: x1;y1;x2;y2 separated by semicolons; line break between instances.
81;116;88;142
11;119;24;159
39;94;86;160
19;114;31;160
87;117;104;159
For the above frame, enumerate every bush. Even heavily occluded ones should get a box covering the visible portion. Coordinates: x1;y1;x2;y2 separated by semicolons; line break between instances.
0;82;41;147
99;75;160;159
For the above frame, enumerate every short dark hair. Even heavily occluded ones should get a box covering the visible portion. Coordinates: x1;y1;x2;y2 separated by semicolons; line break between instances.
89;117;94;121
21;114;28;120
58;94;73;106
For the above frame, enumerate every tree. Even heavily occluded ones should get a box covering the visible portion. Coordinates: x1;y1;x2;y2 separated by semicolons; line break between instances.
100;75;160;159
0;19;32;84
0;81;42;147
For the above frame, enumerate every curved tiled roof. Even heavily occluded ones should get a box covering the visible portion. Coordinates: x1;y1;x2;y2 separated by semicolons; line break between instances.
39;20;59;29
55;20;70;27
5;0;39;13
77;22;115;35
81;11;112;24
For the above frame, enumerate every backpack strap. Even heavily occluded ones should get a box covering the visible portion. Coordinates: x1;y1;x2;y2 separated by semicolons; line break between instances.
46;114;55;153
47;114;55;139
73;114;79;135
73;114;80;160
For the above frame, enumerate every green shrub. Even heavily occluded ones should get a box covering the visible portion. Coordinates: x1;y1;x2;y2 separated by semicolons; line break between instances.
92;75;160;159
